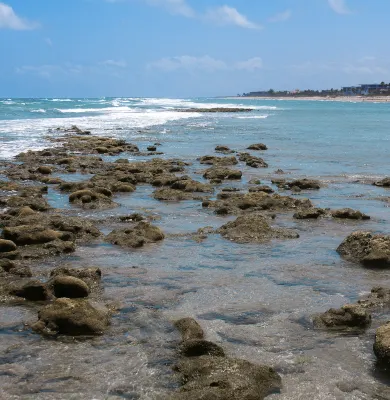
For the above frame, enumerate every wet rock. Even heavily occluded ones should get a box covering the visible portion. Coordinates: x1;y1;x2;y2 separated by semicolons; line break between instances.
106;221;164;248
50;275;89;298
2;225;72;246
238;153;268;168
374;322;390;365
69;189;117;210
18;206;36;218
170;179;213;193
49;216;101;241
358;287;390;309
248;185;274;194
31;298;110;336
3;195;50;212
248;143;268;151
0;260;32;277
115;158;129;164
174;318;205;341
111;183;135;193
293;208;325;219
217;213;299;243
37;166;52;175
10;280;49;301
203;167;242;181
199;156;238;166
313;304;371;330
215;145;234;154
147;146;157;152
179;340;225;358
151;174;180;187
249;179;261;185
0;239;17;253
286;179;321;190
50;266;102;287
221;187;240;192
331;208;370;220
153;188;193;201
373;177;390;187
337;231;390;268
172;356;282;400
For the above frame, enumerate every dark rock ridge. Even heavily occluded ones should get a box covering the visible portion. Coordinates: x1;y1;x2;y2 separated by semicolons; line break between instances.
217;213;299;243
248;143;268;150
374;322;390;365
313;304;371;330
373;177;390;187
331;208;370;220
337;231;390;268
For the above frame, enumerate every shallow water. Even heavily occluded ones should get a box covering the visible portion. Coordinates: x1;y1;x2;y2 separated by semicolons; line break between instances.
1;97;390;399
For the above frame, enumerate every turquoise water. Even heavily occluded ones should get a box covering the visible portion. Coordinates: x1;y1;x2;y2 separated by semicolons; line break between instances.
1;97;390;399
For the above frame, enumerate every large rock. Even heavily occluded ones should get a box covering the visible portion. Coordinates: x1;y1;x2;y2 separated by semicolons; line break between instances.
374;322;390;365
286;179;321;190
153;188;193;201
172;356;282;400
203;167;242;181
217;213;299;243
174;318;204;341
0;239;17;253
2;225;72;246
215;145;234;154
248;143;268;151
50;266;102;287
0;260;32;277
10;280;49;301
199;156;238;166
337;231;390;268
294;208;325;219
238;153;268;168
106;222;164;248
374;177;390;187
313;304;371;330
331;208;370;220
69;189;117;210
50;275;90;298
31;298;110;336
179;340;225;358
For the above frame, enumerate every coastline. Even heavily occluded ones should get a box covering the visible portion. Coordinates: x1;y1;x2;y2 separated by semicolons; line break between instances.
224;95;390;103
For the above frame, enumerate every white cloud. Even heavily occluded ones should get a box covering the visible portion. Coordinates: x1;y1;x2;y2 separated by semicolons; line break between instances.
100;59;127;68
234;57;263;71
148;55;263;72
205;5;262;29
0;2;38;30
144;0;195;17
269;10;292;23
327;0;352;15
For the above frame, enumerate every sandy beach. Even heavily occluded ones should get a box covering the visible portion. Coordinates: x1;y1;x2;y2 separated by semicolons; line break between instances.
225;96;390;103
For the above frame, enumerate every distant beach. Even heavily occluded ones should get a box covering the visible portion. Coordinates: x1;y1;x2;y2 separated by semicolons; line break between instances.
225;96;390;103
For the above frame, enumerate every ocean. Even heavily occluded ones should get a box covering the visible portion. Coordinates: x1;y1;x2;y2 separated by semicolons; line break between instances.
1;97;390;399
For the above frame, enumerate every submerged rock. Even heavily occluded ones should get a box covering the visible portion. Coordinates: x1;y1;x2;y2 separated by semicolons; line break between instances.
373;177;390;187
374;322;390;365
337;231;390;268
179;339;225;358
331;208;370;220
248;143;268;151
313;304;371;330
106;222;164;248
172;356;282;400
286;179;321;190
32;298;110;336
174;318;205;341
217;213;299;243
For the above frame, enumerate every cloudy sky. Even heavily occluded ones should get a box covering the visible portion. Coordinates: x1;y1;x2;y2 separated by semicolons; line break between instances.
1;0;388;97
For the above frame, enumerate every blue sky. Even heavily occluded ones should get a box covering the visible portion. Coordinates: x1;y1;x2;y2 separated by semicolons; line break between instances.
1;0;389;97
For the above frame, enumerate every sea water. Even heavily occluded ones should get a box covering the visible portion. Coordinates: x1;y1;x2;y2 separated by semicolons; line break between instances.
1;97;390;399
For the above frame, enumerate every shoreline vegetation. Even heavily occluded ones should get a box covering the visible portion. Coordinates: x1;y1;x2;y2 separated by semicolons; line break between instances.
224;95;390;103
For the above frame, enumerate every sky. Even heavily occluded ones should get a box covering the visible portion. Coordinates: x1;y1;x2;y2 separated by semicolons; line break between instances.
1;0;389;98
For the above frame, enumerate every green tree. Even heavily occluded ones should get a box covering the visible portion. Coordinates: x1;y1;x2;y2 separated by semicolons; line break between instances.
268;89;275;95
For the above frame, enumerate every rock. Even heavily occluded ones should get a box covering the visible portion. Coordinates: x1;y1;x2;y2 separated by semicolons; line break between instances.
147;146;157;152
5;195;50;212
199;156;238;166
115;158;129;164
153;188;193;201
2;225;70;246
217;213;299;243
337;231;390;268
69;189;116;210
106;222;164;248
112;183;135;193
203;167;242;181
249;179;261;185
50;276;90;298
0;260;32;277
313;304;371;330
247;143;268;151
215;145;233;154
238;153;268;168
18;206;36;217
294;208;325;219
172;356;282;400
10;280;49;301
286;179;321;190
331;208;370;220
50;266;102;287
179;340;225;358
248;185;274;194
31;298;110;336
374;322;390;364
0;239;17;253
373;177;390;187
170;179;213;193
37;166;52;175
174;318;204;341
358;287;390;309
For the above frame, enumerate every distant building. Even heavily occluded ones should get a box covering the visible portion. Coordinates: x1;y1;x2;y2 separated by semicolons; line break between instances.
342;83;390;96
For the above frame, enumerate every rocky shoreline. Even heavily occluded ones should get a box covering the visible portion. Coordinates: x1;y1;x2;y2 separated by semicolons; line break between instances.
1;126;390;398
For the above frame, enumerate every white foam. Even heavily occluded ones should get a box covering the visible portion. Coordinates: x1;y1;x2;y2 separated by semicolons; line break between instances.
236;115;269;119
31;109;46;113
49;98;74;102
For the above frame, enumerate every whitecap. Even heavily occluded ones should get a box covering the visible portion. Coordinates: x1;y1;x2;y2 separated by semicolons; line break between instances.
31;109;46;113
